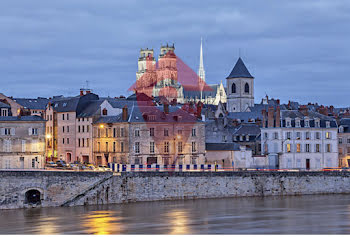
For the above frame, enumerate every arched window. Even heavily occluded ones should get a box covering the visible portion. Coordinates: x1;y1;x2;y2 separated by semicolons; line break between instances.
244;83;249;93
231;83;236;93
102;108;108;116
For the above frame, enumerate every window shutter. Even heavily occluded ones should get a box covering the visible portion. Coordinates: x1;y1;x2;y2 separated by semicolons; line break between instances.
28;128;32;135
10;128;15;135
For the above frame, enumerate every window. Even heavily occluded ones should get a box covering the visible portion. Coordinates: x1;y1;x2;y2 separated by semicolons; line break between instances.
339;148;343;155
106;142;109;152
67;138;69;144
97;142;100;152
178;129;182;135
62;138;65;144
192;128;196;137
78;126;80;133
62;114;65;120
113;128;116;137
67;126;69;133
78;138;81;147
121;128;125;137
105;128;108;137
87;138;89;147
315;120;320;127
326;132;331;139
164;129;169;136
305;120;310;127
178;142;183;153
264;133;268;139
102;108;108;115
32;128;38;135
326;144;331;152
347;147;350;154
82;138;84;147
231;83;236;93
150;128;155;136
286;132;291;139
339;138;343;144
326;121;330;128
135;129;140;137
296;132;301;140
67;113;69;120
113;142;116;152
121;142;124;152
297;144;301;152
316;132;320;139
316;144;320;152
164;141;169;153
87;125;89;133
4;128;11;135
150;142;155;153
22;140;26;152
82;125;84;133
135;142;140;153
286;121;291;127
306;144;310;152
244;83;249;93
192;142;197;152
305;132;310;140
287;144;291;153
274;132;278;139
63;126;65;133
347;138;350;144
296;120;300;127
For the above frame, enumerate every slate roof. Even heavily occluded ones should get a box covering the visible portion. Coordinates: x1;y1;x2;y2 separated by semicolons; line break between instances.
227;112;262;122
183;84;219;99
0;101;10;108
13;97;49;110
77;100;104;117
280;110;337;128
339;118;350;133
95;114;124;124
205;142;241;151
226;57;253;79
0;116;45;122
231;124;261;136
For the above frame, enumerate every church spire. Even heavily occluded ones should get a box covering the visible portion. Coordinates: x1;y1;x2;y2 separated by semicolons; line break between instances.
198;37;206;82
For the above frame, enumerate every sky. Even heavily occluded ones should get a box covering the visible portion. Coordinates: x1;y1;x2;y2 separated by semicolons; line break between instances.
0;0;349;107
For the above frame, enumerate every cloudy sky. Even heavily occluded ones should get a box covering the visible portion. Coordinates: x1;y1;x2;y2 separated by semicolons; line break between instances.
0;0;349;106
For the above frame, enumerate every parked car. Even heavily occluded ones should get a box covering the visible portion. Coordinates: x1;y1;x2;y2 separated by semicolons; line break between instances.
56;160;67;167
46;161;57;167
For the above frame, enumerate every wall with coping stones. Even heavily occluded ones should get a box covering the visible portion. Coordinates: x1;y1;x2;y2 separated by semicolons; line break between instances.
2;171;350;209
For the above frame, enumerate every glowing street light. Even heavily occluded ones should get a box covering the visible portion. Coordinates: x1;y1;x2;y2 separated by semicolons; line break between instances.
46;134;52;139
100;124;104;128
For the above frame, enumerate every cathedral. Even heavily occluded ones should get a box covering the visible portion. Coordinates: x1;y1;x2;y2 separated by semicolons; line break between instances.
134;40;227;105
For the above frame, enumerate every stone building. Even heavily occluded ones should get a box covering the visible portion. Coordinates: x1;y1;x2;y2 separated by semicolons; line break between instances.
0;116;46;169
93;103;206;166
261;106;338;169
337;118;350;167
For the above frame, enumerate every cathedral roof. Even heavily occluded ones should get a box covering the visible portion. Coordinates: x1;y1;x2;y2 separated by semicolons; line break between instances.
226;57;254;79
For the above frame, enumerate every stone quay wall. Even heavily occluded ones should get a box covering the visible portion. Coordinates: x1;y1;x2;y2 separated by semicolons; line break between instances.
1;171;350;209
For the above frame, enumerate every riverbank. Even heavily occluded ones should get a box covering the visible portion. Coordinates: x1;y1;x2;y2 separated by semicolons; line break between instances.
1;171;350;209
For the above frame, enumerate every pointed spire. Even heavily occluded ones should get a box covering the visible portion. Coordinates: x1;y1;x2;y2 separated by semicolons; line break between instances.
226;57;254;79
198;37;206;82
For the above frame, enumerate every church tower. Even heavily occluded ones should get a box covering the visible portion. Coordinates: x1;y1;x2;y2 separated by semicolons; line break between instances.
226;57;254;113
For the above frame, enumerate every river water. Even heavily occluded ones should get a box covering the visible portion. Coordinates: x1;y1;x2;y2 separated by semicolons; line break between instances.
1;194;350;234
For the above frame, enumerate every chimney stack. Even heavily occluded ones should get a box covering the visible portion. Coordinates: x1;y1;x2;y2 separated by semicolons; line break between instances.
196;101;203;119
276;106;281;127
267;106;274;128
86;90;91;94
262;109;267;128
80;89;84;96
122;106;128;121
276;99;280;105
163;102;169;114
298;105;309;116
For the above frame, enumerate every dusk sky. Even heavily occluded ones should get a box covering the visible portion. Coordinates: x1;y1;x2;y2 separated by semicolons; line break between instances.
1;1;349;106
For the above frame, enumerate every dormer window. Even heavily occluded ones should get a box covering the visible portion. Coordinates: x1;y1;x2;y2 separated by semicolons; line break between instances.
295;119;301;127
63;103;67;107
326;121;330;128
339;126;344;133
315;119;320;128
286;118;292;128
102;108;108;116
305;119;310;127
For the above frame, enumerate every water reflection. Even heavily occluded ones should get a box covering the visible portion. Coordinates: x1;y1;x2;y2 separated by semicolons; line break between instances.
82;210;122;235
165;210;190;234
2;195;350;234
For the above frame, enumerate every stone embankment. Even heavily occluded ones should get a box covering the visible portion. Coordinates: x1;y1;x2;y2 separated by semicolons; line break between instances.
1;171;350;209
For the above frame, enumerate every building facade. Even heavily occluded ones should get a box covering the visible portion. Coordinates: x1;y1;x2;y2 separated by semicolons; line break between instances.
261;106;338;169
0;116;46;169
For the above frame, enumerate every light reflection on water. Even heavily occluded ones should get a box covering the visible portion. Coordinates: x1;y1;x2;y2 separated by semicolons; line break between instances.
1;195;350;234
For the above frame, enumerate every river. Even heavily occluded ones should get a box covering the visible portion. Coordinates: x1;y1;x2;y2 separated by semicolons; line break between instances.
1;194;350;234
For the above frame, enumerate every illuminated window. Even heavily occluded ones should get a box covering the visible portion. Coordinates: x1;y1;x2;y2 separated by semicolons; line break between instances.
164;141;169;153
326;144;331;152
326;132;331;139
287;144;291;153
297;144;301;152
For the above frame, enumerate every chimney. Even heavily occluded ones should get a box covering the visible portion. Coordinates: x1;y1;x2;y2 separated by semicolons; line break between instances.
122;106;128;121
262;109;267;128
163;103;169;114
276;106;280;127
298;105;308;116
86;90;91;94
267;106;274;128
80;89;84;96
196;101;203;119
276;99;280;105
